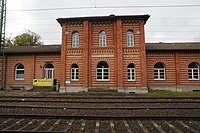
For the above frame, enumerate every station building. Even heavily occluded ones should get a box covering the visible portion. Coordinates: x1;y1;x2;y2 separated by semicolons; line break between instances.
2;15;200;93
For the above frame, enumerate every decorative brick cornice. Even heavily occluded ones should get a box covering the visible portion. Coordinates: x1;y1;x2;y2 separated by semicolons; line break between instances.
91;47;114;54
92;21;113;26
66;21;83;27
66;48;83;54
122;20;139;25
123;48;140;53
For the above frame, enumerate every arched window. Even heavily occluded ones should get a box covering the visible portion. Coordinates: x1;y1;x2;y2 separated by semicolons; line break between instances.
71;64;79;81
96;61;109;81
44;64;54;79
154;62;165;80
188;62;199;80
127;63;135;81
99;31;106;47
127;30;134;47
15;64;24;80
72;32;79;48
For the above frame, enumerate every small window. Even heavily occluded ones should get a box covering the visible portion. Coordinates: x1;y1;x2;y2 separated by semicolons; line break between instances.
44;64;54;79
71;64;79;81
127;63;135;81
96;61;109;81
127;30;134;47
99;31;106;47
154;62;165;80
15;64;24;80
72;32;79;48
188;62;199;80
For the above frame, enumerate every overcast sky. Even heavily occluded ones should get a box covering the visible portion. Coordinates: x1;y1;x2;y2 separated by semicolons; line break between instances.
6;0;200;44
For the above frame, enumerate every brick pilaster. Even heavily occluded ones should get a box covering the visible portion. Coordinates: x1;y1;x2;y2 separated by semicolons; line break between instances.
140;21;147;87
83;20;89;87
60;23;67;87
175;51;180;85
116;19;123;87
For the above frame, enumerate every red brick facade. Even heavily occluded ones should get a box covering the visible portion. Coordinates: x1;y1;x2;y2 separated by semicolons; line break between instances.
2;15;200;93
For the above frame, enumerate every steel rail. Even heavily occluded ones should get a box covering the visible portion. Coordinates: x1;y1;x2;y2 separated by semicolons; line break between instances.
0;113;200;120
0;99;200;103
0;104;199;110
1;95;200;99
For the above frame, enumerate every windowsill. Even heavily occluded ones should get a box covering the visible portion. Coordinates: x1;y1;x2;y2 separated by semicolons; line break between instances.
71;80;79;81
154;79;165;81
128;80;136;82
188;79;199;81
15;79;24;81
96;79;110;82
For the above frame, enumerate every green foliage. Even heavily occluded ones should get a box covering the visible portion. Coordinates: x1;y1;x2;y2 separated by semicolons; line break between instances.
5;30;43;47
147;89;200;96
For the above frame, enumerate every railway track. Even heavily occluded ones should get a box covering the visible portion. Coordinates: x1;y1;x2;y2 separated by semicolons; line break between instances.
0;94;200;132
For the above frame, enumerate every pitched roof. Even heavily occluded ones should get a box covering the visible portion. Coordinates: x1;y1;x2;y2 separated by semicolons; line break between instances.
57;14;150;26
4;45;61;54
4;42;200;54
146;42;200;51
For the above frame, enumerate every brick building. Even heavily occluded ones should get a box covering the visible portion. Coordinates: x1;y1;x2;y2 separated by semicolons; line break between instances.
1;15;200;93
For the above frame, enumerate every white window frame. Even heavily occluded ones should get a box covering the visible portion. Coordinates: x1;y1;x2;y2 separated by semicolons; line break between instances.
96;68;109;81
71;67;79;81
15;64;24;80
127;31;134;47
99;31;106;47
154;68;165;80
44;68;54;79
188;63;199;80
72;32;79;48
128;68;135;81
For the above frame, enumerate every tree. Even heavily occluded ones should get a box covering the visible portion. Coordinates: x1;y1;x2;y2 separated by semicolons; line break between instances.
12;30;43;46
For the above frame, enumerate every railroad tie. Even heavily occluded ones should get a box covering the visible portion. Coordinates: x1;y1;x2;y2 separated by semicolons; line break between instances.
63;119;74;132
95;120;100;133
32;119;48;131
47;119;61;131
165;121;183;133
123;120;133;133
151;120;167;133
110;121;116;133
17;119;36;131
79;119;86;132
1;119;24;131
0;118;12;126
177;121;199;133
137;120;149;133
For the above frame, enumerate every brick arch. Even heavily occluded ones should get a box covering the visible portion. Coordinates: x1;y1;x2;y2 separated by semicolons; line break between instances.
69;61;80;67
152;60;167;68
125;61;136;67
71;28;82;33
97;29;108;33
186;59;200;67
124;27;138;33
93;58;113;68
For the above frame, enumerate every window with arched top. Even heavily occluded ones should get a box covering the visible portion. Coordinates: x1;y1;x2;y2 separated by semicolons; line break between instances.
44;64;54;79
154;62;165;80
72;32;79;48
96;61;109;81
188;62;199;80
15;64;24;80
127;30;134;47
71;64;79;81
127;63;135;81
99;31;106;47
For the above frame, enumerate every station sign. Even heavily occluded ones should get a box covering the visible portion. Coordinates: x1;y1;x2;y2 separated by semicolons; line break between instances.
33;79;53;86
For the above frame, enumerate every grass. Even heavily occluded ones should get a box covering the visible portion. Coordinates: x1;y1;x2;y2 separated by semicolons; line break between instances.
147;89;200;96
1;88;200;97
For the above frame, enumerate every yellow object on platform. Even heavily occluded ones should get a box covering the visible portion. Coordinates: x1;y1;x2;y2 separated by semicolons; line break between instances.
33;79;53;86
